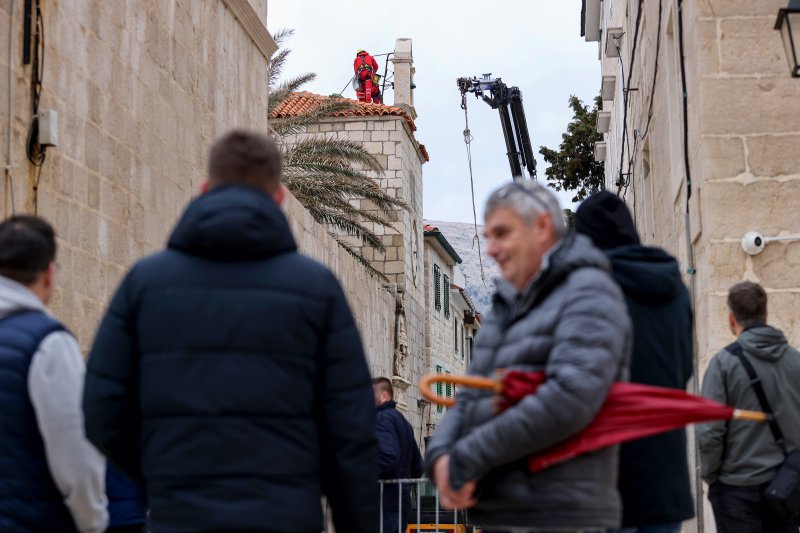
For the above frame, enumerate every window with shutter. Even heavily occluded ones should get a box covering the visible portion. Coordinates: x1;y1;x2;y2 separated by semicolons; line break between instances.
434;265;441;312
445;371;452;399
454;319;458;353
436;364;443;413
443;274;450;319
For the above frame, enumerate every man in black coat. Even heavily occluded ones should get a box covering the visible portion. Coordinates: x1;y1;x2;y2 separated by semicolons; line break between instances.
575;191;695;533
373;377;423;533
83;129;379;533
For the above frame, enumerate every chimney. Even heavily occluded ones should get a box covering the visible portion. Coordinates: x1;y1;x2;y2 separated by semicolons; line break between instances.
390;38;416;119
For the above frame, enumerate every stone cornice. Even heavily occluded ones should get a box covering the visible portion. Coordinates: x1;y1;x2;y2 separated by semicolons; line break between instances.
222;0;278;60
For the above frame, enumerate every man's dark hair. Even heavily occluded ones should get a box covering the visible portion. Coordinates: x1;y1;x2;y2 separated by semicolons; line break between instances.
372;377;393;400
0;215;57;285
727;281;767;327
207;129;282;192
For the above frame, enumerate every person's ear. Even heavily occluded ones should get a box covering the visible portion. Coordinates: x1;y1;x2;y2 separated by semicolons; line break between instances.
199;179;211;194
44;262;55;289
272;183;287;206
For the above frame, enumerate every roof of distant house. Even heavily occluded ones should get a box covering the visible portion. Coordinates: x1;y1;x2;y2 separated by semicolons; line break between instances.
270;91;428;161
423;224;462;264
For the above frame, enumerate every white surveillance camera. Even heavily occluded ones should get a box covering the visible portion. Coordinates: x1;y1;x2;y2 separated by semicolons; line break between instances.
741;231;766;255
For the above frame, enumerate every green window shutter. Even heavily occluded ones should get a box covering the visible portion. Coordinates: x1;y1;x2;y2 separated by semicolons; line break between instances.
443;275;450;319
434;265;441;312
436;364;443;412
445;371;452;399
454;319;458;353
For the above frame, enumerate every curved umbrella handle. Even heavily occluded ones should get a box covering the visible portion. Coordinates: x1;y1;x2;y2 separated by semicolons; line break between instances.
419;373;502;407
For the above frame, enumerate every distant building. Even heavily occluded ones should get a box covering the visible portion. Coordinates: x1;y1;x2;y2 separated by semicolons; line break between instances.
422;224;480;436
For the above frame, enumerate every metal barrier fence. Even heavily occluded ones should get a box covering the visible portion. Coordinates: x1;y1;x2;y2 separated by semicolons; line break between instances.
324;478;476;533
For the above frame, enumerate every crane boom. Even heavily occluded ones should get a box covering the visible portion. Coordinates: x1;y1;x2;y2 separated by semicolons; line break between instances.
457;74;537;181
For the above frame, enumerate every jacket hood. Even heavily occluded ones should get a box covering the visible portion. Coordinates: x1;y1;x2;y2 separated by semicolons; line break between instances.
575;191;641;250
738;325;789;362
168;185;296;261
0;276;48;319
606;245;685;305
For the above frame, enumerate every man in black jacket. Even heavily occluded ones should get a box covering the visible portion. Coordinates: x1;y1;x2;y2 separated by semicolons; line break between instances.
373;377;423;533
83;129;379;533
575;191;695;533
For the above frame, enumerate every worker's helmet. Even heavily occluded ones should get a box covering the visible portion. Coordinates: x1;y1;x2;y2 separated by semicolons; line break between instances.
357;49;366;55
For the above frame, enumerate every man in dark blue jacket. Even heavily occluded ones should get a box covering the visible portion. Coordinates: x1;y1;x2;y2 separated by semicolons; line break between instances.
83;129;379;533
575;191;695;533
373;377;423;533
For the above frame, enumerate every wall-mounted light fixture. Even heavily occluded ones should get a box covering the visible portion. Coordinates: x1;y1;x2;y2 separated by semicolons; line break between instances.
741;231;800;255
775;0;800;78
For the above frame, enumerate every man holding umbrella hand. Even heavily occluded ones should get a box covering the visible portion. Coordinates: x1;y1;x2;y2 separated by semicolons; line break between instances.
424;181;632;532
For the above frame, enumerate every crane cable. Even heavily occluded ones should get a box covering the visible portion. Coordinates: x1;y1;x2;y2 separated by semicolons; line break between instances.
460;92;487;286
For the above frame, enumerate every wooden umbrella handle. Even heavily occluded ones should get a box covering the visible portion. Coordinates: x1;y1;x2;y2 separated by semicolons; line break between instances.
732;408;770;422
419;373;502;407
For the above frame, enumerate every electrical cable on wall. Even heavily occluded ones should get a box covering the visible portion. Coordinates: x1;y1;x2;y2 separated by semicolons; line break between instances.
27;0;46;167
4;0;16;217
26;0;47;215
615;0;645;192
640;0;664;141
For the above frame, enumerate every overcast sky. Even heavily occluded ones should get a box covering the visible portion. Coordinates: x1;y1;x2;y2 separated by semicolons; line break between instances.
267;1;600;224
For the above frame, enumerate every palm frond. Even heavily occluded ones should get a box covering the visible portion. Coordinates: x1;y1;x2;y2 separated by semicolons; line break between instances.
268;73;317;114
283;171;407;214
287;138;384;172
302;204;385;251
331;237;389;281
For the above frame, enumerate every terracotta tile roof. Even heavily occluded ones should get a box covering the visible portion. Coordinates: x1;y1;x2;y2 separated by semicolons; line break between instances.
271;91;417;132
418;144;429;162
423;224;438;233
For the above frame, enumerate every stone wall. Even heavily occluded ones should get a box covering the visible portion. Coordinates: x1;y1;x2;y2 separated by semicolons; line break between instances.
283;194;396;381
592;1;800;531
0;0;275;347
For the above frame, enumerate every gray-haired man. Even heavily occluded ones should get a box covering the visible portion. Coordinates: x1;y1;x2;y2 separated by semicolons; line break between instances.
424;181;631;532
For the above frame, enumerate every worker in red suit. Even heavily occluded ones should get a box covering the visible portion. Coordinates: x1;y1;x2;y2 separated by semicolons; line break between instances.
354;49;382;104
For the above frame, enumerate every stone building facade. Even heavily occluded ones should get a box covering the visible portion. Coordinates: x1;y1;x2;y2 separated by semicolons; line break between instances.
582;1;800;531
0;0;276;345
271;39;430;437
422;224;479;437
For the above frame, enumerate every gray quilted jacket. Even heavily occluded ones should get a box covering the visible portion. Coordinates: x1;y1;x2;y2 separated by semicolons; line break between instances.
425;234;632;530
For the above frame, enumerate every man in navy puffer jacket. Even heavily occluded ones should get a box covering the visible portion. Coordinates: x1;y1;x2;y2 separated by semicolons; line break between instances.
83;129;379;533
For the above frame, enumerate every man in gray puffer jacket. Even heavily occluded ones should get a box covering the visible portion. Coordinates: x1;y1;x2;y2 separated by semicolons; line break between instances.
425;181;632;532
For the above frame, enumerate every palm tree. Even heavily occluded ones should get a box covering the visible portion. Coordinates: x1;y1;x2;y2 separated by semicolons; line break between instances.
268;30;408;277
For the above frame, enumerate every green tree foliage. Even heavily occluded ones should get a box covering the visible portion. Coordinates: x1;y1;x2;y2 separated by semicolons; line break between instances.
539;95;605;202
268;30;408;277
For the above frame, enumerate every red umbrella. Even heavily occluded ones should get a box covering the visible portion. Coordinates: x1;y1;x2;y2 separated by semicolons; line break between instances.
420;370;767;473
